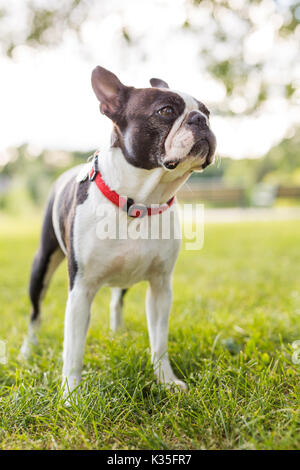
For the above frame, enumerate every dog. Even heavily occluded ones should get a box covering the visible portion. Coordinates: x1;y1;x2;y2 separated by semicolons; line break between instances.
20;66;216;395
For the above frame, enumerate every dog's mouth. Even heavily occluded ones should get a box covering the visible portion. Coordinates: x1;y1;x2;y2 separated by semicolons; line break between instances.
163;160;180;170
189;139;210;159
162;138;212;171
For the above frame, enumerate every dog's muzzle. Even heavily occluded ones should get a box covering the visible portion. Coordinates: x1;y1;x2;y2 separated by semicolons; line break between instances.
163;110;216;171
185;110;216;165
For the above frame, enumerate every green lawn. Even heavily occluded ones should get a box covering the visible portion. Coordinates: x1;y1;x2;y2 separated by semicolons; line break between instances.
0;214;299;450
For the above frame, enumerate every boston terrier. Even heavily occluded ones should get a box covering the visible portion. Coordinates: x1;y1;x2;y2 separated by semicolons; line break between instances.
20;66;216;395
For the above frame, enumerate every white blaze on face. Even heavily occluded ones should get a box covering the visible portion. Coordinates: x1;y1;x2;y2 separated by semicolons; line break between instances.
164;91;201;162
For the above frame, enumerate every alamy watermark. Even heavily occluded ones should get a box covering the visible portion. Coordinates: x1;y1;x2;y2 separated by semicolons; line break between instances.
94;201;205;251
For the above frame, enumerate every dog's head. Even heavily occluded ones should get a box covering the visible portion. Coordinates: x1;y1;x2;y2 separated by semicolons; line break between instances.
91;66;216;171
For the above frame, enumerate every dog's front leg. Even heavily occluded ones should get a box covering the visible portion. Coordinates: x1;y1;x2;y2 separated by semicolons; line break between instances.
146;277;187;391
62;282;93;396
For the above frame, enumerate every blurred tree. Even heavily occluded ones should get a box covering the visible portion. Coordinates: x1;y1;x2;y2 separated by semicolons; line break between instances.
0;0;299;117
0;0;91;56
192;126;300;187
0;144;91;208
257;127;300;184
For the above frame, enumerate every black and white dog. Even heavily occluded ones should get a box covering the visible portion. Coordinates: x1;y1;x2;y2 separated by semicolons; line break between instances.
20;66;216;395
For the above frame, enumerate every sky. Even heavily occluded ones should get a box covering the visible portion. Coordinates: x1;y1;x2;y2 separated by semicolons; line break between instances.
0;0;299;164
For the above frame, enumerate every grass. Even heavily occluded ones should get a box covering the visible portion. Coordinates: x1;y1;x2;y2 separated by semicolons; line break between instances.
0;213;299;450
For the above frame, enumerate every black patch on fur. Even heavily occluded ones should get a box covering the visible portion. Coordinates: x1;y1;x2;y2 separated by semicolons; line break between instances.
112;88;186;170
150;78;169;89
186;110;216;163
120;288;128;306
29;192;60;321
57;176;90;290
195;99;210;118
68;217;77;291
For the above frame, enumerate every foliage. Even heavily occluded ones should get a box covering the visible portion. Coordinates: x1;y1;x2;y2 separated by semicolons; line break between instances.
0;0;90;57
194;127;300;187
0;144;91;211
0;0;299;117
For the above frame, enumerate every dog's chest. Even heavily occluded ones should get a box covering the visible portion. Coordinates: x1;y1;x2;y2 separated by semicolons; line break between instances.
73;198;180;289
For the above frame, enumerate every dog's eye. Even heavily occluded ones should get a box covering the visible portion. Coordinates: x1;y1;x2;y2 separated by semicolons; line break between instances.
157;106;175;118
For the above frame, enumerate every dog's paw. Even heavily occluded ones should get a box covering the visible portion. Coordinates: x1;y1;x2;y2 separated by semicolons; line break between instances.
18;339;33;361
61;375;81;406
167;379;188;392
62;386;82;408
166;379;188;392
62;391;74;407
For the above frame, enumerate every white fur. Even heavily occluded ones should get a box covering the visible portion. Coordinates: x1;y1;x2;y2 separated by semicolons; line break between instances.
110;288;124;332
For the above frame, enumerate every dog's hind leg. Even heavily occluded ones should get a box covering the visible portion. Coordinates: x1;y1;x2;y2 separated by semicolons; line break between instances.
20;193;65;359
110;288;127;332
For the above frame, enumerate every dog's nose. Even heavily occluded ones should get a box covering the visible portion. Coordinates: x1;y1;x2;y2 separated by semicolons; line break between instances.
187;111;208;128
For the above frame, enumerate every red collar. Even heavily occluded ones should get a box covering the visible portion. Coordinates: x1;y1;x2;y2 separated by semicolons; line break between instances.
89;153;175;218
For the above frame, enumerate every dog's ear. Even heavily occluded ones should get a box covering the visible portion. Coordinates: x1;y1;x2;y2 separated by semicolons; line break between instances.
91;66;130;120
150;78;169;89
